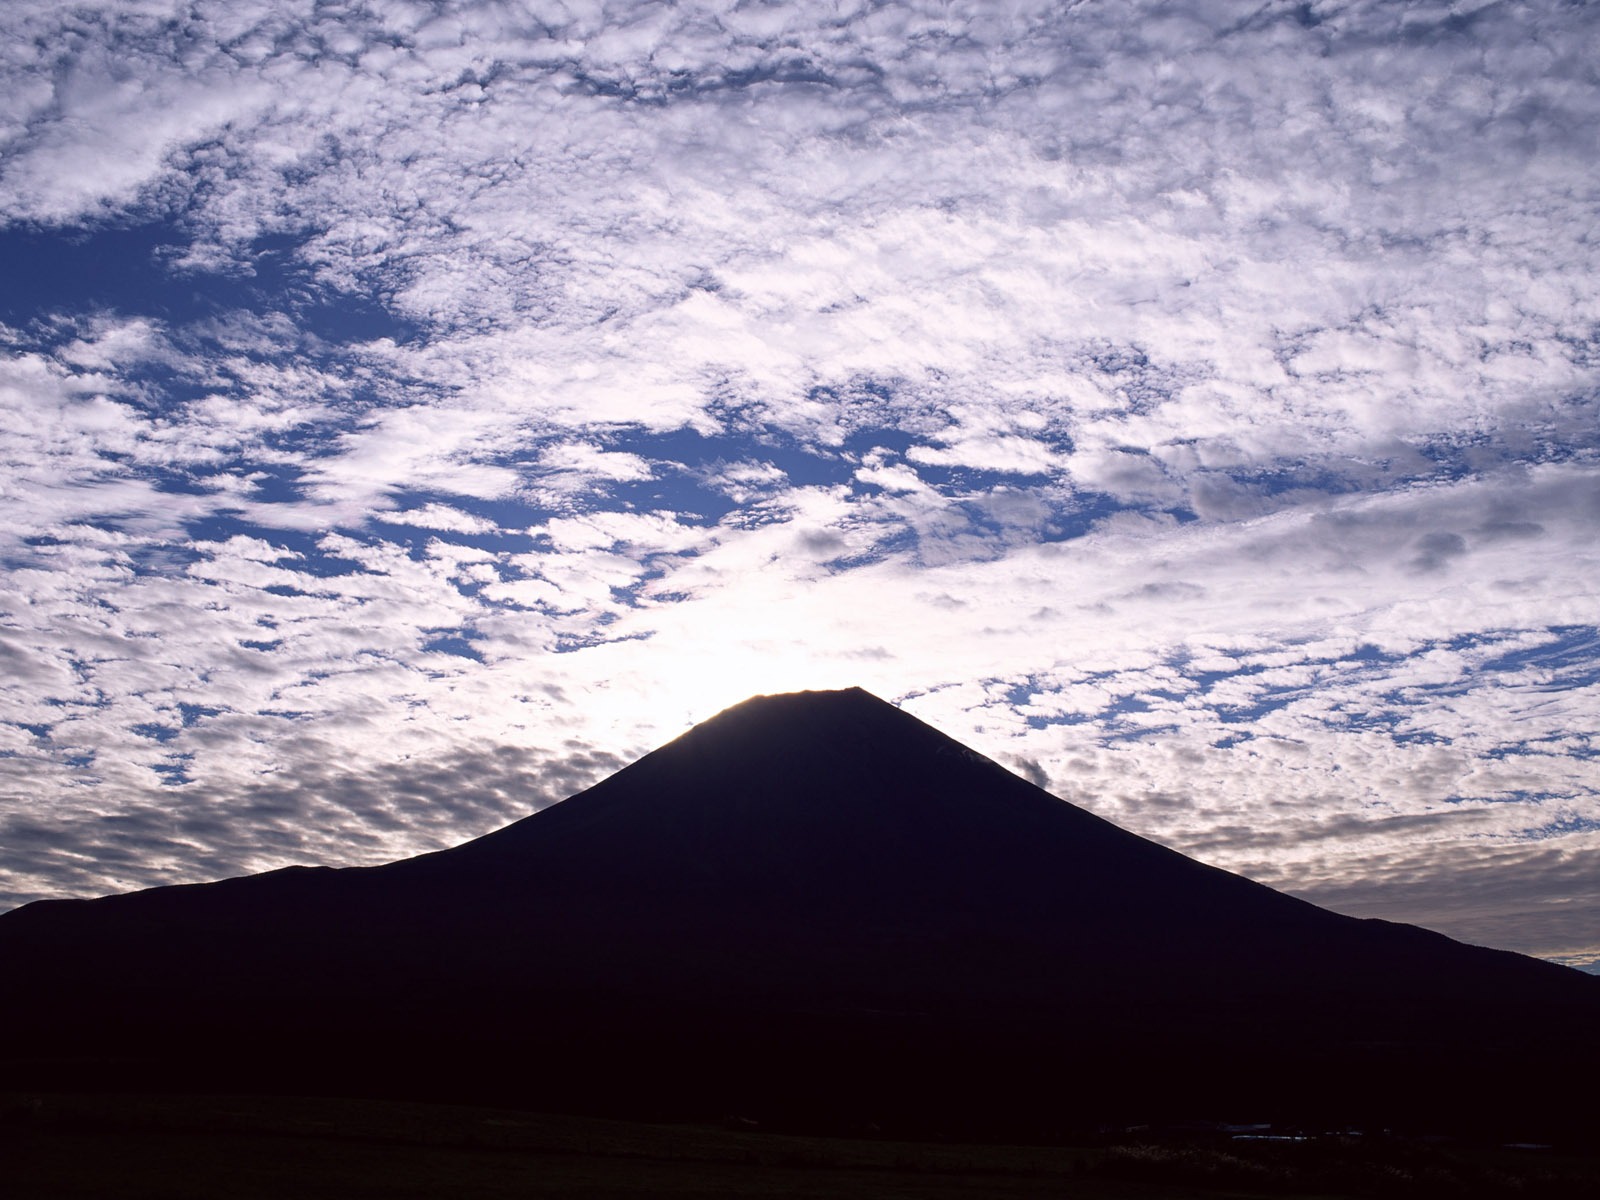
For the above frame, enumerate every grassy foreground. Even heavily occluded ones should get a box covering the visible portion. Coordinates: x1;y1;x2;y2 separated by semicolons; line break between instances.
4;1092;1598;1199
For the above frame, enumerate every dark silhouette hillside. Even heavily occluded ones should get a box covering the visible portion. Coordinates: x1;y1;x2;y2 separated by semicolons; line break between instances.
3;688;1596;1138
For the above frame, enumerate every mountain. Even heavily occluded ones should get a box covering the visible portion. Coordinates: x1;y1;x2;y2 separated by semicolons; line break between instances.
3;687;1596;1138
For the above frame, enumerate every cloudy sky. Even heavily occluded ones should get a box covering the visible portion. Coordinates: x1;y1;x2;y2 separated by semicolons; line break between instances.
2;0;1597;970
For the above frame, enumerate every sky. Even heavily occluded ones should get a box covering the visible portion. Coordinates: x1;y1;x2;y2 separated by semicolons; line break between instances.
1;1;1597;972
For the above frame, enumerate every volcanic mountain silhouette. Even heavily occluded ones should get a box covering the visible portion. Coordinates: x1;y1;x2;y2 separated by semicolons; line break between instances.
3;688;1596;1136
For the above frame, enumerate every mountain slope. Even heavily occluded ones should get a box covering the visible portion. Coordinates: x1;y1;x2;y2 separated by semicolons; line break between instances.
3;688;1595;1135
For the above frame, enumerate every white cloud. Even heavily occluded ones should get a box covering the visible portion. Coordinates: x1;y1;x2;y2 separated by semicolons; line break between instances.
375;503;498;535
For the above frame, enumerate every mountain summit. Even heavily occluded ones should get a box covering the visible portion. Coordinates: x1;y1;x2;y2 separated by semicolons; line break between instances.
3;688;1596;1135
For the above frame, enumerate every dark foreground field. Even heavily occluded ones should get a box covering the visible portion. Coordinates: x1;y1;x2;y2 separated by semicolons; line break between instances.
5;1093;1598;1199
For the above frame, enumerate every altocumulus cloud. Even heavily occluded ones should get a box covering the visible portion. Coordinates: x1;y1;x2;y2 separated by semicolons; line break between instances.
1;0;1598;971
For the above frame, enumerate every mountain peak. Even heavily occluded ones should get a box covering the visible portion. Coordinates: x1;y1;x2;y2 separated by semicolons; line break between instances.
3;685;1596;1137
458;682;1026;866
664;685;995;771
726;685;879;705
686;685;896;733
